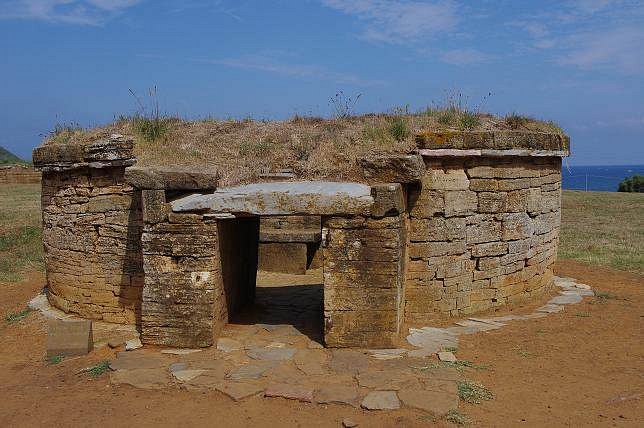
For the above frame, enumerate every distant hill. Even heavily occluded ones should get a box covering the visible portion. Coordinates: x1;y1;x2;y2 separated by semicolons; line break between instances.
0;146;25;165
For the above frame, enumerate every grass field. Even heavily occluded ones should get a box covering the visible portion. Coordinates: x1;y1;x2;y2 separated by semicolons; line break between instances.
0;184;43;282
559;190;643;275
0;185;642;283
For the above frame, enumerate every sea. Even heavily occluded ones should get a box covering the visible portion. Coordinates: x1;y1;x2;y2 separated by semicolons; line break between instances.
561;164;644;192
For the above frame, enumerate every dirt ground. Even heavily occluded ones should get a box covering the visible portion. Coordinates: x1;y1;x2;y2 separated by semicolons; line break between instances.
0;260;642;427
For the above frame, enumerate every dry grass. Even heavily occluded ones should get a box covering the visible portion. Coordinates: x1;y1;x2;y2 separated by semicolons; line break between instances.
0;184;43;283
42;112;562;186
560;190;644;275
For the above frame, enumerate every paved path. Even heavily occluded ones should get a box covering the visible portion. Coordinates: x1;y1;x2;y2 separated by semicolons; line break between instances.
106;274;593;416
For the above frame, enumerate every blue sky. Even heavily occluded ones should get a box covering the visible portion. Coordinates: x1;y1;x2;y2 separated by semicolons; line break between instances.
1;0;643;165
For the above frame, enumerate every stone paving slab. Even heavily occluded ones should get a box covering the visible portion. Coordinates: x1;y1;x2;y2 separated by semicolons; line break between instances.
361;391;400;410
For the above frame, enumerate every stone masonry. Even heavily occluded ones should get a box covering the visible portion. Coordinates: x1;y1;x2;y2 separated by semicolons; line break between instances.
34;130;569;349
405;156;561;325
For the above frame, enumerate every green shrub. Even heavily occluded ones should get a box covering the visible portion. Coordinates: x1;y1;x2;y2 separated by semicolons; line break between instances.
618;174;644;193
458;112;481;130
504;113;530;129
388;117;409;142
457;380;493;404
132;115;170;142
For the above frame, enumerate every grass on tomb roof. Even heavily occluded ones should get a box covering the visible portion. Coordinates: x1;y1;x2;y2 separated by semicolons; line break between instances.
43;94;563;186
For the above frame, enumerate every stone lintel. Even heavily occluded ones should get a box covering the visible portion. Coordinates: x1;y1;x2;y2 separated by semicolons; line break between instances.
125;166;219;190
33;135;136;171
171;181;373;216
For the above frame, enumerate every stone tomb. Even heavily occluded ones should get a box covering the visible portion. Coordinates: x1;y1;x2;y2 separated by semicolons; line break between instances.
33;130;569;349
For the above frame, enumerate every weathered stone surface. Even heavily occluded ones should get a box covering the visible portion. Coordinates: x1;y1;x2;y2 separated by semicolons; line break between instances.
444;191;477;217
141;190;167;224
125;166;218;190
46;319;93;357
397;389;458;416
315;385;360;406
265;383;314;402
247;347;296;361
437;351;457;362
109;351;169;370
359;154;425;183
172;369;206;382
361;391;400;410
423;169;469;191
370;183;405;218
125;338;142;351
110;368;171;390
172;181;373;216
33;138;136;172
415;130;569;152
227;361;279;380
215;381;264;401
329;350;370;375
217;337;243;353
259;229;321;243
258;243;307;274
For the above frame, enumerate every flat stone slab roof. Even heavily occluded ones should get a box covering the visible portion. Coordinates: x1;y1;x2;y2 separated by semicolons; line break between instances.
171;181;373;216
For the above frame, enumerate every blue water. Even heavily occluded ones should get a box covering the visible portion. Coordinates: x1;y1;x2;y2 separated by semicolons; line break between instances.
561;164;644;192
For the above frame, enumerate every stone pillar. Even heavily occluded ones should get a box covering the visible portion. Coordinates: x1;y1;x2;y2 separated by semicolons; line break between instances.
140;191;259;347
322;214;406;348
33;138;142;324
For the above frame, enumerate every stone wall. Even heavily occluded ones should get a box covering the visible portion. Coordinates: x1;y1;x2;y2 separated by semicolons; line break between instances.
322;214;406;348
140;189;258;347
258;215;321;274
0;165;41;184
35;139;142;324
404;156;561;325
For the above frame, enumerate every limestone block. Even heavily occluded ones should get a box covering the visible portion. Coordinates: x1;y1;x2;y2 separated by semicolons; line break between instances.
410;217;466;242
142;190;167;224
533;211;560;235
370;183;405;218
478;192;507;213
258;243;307;274
408;241;466;259
477;256;501;270
502;212;534;240
469;178;499;192
506;189;528;212
125;166;218;190
471;241;508;257
466;214;501;244
409;189;444;218
444;190;477;217
423;169;469;191
527;188;542;214
497;178;532;191
259;229;321;243
358;154;425;183
46;319;93;358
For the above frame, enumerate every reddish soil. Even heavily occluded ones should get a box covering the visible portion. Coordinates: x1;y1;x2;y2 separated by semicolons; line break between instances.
0;260;642;427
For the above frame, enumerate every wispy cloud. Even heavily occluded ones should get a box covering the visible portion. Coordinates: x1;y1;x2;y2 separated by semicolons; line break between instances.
560;26;644;73
509;0;644;74
199;53;384;86
320;0;458;44
0;0;142;25
439;48;493;66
